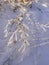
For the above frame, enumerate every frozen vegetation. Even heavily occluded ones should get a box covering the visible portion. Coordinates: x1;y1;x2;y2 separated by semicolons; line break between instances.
0;0;49;65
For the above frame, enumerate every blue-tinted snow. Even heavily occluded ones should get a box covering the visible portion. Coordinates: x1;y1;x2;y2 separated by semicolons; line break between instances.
0;1;49;65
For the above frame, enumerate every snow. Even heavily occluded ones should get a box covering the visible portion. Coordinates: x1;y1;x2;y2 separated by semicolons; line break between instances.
0;0;49;65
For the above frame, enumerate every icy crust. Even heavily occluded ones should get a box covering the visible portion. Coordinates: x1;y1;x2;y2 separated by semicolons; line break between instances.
0;0;49;65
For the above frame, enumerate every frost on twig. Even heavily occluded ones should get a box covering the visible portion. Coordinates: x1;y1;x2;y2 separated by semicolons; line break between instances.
35;22;49;32
7;0;33;12
2;0;49;65
4;14;31;65
4;7;49;64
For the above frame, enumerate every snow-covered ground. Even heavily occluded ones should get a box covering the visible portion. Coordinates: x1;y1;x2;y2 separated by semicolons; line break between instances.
0;0;49;65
